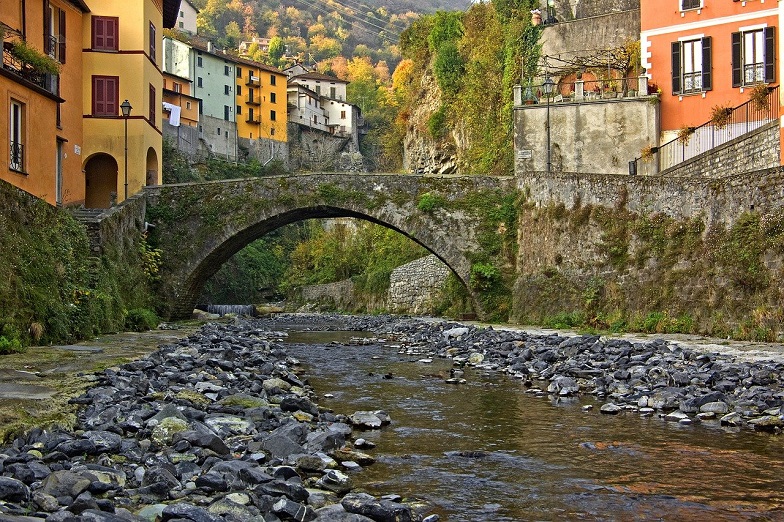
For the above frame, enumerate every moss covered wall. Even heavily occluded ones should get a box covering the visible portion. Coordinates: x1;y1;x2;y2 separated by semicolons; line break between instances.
513;170;784;340
0;180;158;346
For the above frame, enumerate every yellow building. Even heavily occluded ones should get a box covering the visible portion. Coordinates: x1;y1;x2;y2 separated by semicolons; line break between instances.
81;0;179;208
234;56;288;147
1;0;89;207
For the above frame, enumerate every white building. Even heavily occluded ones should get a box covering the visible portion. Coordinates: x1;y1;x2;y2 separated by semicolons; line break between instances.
287;85;330;133
176;0;198;34
289;72;348;101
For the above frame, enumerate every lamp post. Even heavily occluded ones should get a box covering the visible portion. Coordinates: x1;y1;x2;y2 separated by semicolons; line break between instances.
546;0;557;24
120;99;132;200
543;75;555;173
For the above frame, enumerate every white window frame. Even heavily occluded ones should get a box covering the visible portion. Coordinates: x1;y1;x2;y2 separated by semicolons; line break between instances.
680;0;702;11
681;39;703;93
742;29;765;85
10;100;24;172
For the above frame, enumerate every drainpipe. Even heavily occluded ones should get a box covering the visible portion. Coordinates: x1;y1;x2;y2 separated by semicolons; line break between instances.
21;0;27;39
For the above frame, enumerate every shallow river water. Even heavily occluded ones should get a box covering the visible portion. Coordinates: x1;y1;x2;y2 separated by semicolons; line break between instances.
283;330;784;522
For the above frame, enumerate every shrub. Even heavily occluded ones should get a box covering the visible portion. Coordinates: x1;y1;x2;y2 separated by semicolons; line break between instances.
0;336;24;355
124;308;159;332
417;192;445;213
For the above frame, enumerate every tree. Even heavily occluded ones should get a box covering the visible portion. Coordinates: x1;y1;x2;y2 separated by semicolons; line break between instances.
268;36;285;65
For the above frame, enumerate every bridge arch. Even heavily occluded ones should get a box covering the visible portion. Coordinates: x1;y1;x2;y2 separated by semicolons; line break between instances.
144;174;515;319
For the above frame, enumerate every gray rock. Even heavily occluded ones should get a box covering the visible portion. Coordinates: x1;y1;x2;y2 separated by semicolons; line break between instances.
599;403;622;415
349;411;391;429
341;492;413;522
313;504;375;521
0;476;30;503
39;470;91;499
700;402;729;414
162;502;224;522
273;497;316;521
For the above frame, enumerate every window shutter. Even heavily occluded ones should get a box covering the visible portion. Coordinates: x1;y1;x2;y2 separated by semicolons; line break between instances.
149;23;156;62
106;77;117;115
671;41;681;94
149;84;155;123
44;6;52;55
731;31;742;87
59;11;66;64
93;17;104;49
93;77;105;115
701;36;712;91
765;26;776;83
106;18;117;50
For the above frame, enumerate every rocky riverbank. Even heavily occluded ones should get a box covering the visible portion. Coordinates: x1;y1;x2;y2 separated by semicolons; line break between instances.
3;313;784;522
0;320;433;522
256;313;784;432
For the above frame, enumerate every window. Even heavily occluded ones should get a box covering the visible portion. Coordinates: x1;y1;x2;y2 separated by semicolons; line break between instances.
217;127;221;135
237;85;242;96
197;77;202;88
271;110;276;121
270;127;275;136
92;16;118;51
671;37;711;94
186;101;191;109
680;0;701;10
149;22;156;63
46;4;67;63
149;84;155;123
330;87;336;98
316;85;321;95
224;65;231;76
173;82;181;93
270;75;276;86
179;21;184;29
92;75;119;116
237;105;241;115
340;110;346;119
224;105;230;120
270;92;276;103
197;55;203;67
732;28;775;86
224;85;230;95
236;67;242;78
9;100;24;172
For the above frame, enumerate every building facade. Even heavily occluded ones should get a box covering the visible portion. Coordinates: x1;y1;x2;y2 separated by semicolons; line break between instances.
641;0;779;142
1;0;88;206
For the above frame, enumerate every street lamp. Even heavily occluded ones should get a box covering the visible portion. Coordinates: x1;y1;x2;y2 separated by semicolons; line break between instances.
120;99;132;200
543;75;555;173
546;0;557;24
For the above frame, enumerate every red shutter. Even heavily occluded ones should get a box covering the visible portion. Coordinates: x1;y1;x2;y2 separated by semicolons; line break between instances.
149;84;156;123
93;17;104;49
149;22;156;62
105;18;117;50
93;76;118;116
93;76;105;114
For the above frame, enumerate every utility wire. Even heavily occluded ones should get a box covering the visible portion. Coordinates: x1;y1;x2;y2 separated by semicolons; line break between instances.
293;0;402;39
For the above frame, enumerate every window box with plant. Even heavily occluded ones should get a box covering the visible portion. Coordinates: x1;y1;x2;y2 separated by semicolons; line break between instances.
2;36;61;93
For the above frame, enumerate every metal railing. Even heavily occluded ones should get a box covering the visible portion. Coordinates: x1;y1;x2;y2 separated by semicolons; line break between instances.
521;76;650;105
630;85;779;176
2;42;59;94
10;141;24;172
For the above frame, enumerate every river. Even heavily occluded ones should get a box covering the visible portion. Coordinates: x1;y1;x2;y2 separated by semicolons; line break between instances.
282;329;784;521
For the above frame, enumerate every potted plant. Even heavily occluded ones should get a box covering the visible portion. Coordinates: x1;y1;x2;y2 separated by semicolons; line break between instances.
640;145;656;162
749;83;770;111
8;39;61;75
710;104;733;129
677;124;695;144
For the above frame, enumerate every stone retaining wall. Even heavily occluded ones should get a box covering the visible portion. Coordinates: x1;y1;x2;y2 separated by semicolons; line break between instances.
388;255;450;314
300;279;356;309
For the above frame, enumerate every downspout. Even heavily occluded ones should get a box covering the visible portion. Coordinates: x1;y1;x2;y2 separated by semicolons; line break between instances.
21;0;27;39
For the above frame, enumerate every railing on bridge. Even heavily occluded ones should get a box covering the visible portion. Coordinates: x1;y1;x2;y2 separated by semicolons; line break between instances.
630;85;779;176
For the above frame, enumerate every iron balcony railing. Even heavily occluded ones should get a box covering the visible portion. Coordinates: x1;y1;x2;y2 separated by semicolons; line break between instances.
2;42;59;94
631;85;779;176
520;75;650;105
10;141;24;172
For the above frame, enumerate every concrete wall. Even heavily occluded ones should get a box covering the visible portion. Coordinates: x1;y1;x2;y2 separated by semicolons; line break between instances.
163;119;207;161
540;0;639;21
515;97;659;175
388;255;450;315
540;8;641;62
199;115;238;161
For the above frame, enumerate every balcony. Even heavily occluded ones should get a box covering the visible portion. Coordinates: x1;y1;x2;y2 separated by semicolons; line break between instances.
245;114;260;123
245;94;260;105
9;141;24;172
245;73;260;87
2;41;59;95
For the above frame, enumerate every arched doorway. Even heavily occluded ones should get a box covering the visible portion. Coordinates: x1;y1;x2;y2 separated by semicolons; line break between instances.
84;154;118;209
146;147;159;186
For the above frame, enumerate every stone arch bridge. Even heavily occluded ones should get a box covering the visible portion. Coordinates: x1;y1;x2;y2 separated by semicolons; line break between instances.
143;173;516;319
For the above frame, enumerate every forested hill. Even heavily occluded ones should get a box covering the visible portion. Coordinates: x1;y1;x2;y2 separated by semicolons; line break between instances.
189;0;471;69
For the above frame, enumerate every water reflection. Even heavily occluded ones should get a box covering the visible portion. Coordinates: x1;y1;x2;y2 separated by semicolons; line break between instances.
282;332;784;521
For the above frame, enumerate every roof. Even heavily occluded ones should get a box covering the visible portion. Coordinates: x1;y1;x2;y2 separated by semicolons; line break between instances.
290;71;349;84
163;0;181;29
67;0;90;12
183;0;199;11
170;33;286;76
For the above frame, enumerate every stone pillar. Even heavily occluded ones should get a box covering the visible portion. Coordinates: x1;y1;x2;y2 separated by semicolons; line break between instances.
638;75;649;96
513;85;522;107
575;80;584;99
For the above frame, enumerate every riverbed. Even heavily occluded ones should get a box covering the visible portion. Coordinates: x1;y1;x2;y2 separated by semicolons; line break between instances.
280;327;784;521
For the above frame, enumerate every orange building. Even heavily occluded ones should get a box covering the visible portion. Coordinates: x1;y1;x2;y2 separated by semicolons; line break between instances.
1;0;89;207
162;71;198;127
641;0;779;143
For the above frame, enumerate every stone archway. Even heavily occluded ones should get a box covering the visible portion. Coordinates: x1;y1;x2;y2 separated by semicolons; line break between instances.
145;147;159;186
84;154;118;209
